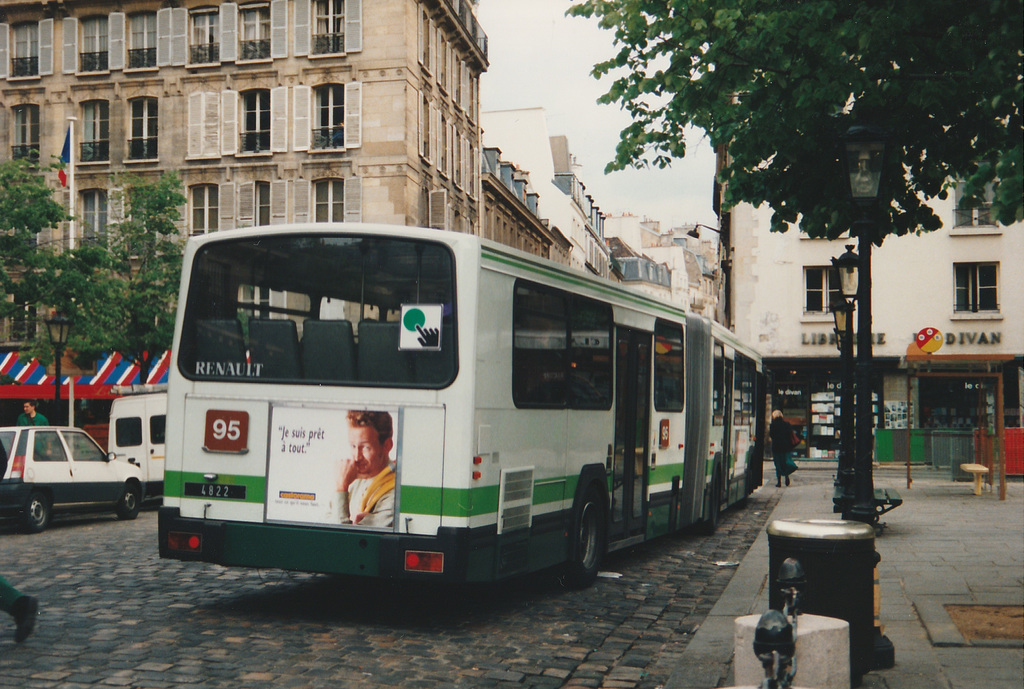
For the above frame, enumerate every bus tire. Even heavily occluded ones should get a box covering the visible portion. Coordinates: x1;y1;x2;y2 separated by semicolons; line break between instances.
700;469;722;535
564;485;607;589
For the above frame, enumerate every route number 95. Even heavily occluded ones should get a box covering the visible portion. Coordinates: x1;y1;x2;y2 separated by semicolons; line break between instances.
204;409;249;454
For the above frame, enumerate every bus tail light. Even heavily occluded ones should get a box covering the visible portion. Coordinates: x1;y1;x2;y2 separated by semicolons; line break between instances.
10;454;25;479
404;550;444;573
167;531;203;553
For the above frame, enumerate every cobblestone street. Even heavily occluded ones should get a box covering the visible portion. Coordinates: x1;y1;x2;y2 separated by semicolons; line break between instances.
0;480;780;689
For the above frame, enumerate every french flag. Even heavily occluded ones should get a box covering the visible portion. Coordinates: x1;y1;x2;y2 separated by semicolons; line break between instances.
58;126;71;187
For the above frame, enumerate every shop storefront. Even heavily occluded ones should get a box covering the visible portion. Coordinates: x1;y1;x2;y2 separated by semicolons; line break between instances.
767;358;893;461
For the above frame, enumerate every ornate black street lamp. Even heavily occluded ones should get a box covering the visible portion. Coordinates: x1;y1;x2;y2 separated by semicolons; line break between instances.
839;124;890;525
831;245;858;516
46;314;72;426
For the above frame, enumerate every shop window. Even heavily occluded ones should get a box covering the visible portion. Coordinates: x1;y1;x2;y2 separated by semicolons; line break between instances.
804;266;840;314
954;263;998;313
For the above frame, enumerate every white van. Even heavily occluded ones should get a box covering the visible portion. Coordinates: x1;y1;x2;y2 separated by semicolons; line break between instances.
108;392;166;499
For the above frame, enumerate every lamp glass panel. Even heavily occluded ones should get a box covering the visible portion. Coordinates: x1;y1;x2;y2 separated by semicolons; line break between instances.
845;141;885;200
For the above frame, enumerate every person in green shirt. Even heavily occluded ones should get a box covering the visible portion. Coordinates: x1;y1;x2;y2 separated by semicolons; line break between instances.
16;400;49;426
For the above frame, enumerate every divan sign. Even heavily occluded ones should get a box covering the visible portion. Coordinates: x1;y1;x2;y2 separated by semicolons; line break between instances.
801;328;1003;348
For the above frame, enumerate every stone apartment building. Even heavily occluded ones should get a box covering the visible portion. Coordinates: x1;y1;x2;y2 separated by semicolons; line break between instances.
0;0;487;249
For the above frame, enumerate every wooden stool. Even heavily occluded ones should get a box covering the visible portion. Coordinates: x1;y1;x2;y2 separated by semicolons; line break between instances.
959;463;989;495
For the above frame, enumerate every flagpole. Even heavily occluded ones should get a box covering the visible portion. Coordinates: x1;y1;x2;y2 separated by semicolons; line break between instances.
66;116;77;250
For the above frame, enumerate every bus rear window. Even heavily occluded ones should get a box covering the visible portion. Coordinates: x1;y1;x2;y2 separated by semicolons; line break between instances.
178;234;457;388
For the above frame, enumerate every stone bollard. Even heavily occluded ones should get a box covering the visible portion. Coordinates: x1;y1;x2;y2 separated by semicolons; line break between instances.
733;613;851;689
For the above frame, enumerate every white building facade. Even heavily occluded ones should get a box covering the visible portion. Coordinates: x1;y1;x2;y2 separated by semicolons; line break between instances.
728;195;1023;464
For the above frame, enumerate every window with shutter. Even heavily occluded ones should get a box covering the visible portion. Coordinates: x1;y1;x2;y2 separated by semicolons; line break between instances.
428;189;448;229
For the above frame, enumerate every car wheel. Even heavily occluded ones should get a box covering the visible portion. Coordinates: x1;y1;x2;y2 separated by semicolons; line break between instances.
116;482;141;520
564;485;607;589
23;491;52;534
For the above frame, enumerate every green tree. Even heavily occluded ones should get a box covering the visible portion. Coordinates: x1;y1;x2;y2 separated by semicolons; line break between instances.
49;173;186;384
0;158;71;351
570;0;1023;238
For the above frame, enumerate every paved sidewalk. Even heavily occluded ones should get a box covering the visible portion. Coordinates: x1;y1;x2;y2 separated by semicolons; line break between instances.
666;464;1024;689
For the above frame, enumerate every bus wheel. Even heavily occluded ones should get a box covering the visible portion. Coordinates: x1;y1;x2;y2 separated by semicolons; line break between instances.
700;471;722;535
564;486;606;589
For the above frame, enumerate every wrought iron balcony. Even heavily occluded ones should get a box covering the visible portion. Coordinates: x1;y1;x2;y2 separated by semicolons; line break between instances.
240;39;271;61
312;126;345;150
240;130;271;153
312;33;344;55
11;56;39;77
80;51;109;72
12;145;40;161
80;140;110;162
128;137;158;160
190;42;220;65
128;47;157;69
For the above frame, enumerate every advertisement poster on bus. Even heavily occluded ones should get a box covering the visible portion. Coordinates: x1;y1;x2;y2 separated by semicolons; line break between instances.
266;405;400;530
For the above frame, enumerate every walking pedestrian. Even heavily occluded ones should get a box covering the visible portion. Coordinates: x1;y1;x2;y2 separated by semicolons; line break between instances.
768;409;799;487
0;441;39;642
16;400;49;426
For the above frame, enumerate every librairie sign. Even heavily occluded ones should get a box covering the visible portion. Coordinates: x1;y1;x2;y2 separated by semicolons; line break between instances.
802;328;1002;348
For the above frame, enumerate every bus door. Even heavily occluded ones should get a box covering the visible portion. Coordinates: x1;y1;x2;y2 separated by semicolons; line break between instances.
610;327;652;544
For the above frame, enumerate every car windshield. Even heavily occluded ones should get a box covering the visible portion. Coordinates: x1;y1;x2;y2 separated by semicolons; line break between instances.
178;234;457;388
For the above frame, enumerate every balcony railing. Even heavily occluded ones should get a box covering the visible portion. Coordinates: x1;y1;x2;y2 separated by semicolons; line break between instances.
80;51;109;72
240;130;271;153
311;126;345;149
190;42;220;64
128;137;158;160
240;39;271;61
312;33;344;55
12;145;40;161
954;205;993;227
81;140;110;162
11;56;39;77
128;47;157;69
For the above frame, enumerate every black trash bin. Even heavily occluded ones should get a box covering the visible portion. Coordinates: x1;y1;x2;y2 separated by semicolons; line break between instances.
767;519;879;682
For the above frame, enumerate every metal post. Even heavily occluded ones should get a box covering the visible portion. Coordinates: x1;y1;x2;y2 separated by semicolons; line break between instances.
837;301;857;516
53;346;63;426
850;221;876;524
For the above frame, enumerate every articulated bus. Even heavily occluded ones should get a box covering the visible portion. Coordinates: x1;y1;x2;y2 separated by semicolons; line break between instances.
159;224;765;587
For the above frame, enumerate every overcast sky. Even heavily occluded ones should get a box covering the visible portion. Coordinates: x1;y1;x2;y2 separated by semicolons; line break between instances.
475;0;719;230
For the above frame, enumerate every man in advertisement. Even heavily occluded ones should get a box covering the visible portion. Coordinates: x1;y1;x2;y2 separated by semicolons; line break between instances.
336;411;396;527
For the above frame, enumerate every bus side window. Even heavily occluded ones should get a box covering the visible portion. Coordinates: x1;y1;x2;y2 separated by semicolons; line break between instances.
196;319;246;365
303;320;356;382
248;319;302;379
358;321;413;384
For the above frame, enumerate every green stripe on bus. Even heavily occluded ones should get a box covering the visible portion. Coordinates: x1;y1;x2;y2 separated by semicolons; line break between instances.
166;471;585;517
